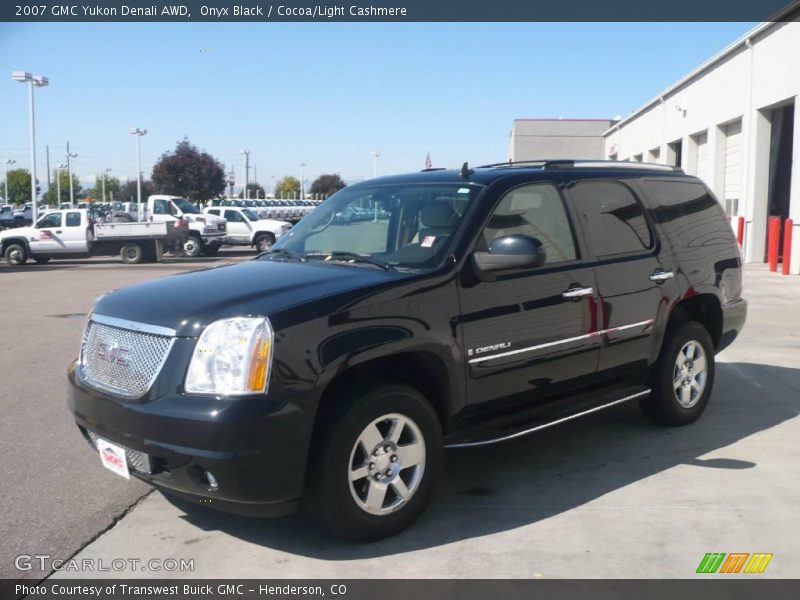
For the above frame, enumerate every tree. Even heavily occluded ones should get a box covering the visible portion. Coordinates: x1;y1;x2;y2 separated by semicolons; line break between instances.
274;176;300;198
118;179;155;203
310;173;346;198
239;183;266;199
151;138;226;200
42;169;83;205
3;168;31;204
87;174;121;203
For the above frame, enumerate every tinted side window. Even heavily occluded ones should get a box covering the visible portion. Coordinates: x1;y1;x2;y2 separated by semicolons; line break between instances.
153;200;168;215
66;212;81;227
641;179;736;247
484;183;577;264
39;212;62;228
224;210;244;222
572;180;652;258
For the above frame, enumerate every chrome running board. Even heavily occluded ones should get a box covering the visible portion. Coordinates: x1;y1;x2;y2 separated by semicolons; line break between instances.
444;389;651;449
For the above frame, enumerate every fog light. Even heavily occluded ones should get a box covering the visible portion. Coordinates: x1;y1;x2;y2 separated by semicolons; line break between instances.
205;471;219;491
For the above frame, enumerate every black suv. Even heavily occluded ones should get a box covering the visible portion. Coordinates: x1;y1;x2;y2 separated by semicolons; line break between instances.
68;160;746;541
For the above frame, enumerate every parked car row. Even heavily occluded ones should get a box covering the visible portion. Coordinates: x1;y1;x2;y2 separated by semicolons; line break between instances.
213;198;322;222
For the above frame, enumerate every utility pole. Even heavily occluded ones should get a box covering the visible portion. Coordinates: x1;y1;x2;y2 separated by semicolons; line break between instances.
45;145;51;202
3;159;15;203
298;162;306;200
240;150;250;199
12;72;49;219
65;142;78;207
370;150;381;178
130;128;147;219
56;163;66;206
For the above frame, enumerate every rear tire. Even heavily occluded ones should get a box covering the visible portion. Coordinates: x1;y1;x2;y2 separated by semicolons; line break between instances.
33;256;51;264
120;243;143;264
305;383;442;542
4;243;27;266
640;320;715;426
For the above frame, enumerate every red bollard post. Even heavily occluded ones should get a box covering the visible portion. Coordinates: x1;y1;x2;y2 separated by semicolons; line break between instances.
737;216;745;246
768;216;781;272
783;219;793;275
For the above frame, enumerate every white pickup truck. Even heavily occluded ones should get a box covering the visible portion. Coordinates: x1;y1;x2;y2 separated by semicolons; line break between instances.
203;206;291;252
0;208;187;266
148;195;226;257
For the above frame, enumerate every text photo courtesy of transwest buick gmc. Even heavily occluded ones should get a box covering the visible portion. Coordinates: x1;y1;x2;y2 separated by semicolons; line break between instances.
67;159;746;541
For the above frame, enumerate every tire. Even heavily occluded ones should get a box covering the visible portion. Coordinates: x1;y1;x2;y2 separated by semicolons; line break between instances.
120;243;143;264
203;243;220;257
183;235;202;258
4;243;27;266
34;257;51;264
305;383;443;542
254;233;275;253
640;320;715;426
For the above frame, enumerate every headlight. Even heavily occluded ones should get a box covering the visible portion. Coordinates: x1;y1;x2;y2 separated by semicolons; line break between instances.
185;317;273;395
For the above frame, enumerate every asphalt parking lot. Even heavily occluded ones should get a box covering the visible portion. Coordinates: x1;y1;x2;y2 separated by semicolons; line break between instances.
2;256;798;580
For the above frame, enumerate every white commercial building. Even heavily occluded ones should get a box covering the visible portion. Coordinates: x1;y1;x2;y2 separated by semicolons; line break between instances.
603;10;800;272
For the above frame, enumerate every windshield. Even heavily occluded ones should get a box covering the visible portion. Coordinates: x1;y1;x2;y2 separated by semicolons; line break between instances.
173;198;201;214
268;183;479;269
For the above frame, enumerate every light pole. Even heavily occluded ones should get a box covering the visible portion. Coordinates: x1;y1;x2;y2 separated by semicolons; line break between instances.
298;162;306;200
101;167;111;203
12;71;48;218
240;150;250;199
370;150;381;178
130;128;147;219
65;143;77;207
3;159;15;203
270;175;275;197
56;163;66;206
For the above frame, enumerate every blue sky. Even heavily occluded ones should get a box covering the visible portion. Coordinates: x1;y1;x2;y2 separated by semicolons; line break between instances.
0;22;754;192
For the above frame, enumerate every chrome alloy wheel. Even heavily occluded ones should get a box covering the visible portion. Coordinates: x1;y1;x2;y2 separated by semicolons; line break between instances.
348;413;426;516
673;340;708;408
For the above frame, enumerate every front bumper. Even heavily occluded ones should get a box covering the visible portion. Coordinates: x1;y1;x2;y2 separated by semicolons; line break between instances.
67;359;311;517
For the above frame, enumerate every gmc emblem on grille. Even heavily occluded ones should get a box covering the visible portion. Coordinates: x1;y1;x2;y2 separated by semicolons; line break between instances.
97;342;131;366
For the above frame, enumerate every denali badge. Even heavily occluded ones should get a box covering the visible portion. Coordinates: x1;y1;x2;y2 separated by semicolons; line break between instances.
97;341;131;366
468;342;511;357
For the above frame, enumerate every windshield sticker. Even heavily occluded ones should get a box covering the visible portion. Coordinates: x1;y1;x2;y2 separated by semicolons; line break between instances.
457;188;470;194
421;236;436;248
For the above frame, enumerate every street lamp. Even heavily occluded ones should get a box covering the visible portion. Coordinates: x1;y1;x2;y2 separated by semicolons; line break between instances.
65;145;77;207
370;150;381;178
101;167;112;203
298;162;306;200
130;128;147;219
12;71;48;218
56;163;67;206
3;159;15;203
240;150;250;199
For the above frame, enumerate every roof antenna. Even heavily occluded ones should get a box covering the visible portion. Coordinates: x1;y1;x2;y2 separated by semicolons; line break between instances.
460;161;474;178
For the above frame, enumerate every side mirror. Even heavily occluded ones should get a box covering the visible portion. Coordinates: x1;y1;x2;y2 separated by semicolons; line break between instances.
473;234;547;273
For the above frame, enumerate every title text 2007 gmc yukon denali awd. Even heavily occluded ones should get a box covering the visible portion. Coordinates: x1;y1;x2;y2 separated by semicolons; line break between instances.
68;160;746;541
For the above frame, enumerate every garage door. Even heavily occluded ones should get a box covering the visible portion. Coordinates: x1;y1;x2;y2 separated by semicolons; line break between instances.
723;120;742;215
695;132;708;183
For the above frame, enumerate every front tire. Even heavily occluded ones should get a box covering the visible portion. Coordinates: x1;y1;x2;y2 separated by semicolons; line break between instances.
183;235;202;258
305;383;442;542
33;256;51;264
4;243;27;266
641;321;715;426
254;233;275;253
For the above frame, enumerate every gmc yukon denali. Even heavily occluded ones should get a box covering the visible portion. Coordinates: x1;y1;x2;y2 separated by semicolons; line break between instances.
68;160;746;541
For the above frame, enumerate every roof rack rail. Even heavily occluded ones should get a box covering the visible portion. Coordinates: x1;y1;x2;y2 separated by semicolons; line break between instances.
543;159;682;172
420;167;447;172
475;160;547;168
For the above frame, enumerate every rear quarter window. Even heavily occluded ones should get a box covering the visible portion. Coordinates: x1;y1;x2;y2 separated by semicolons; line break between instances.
641;179;736;247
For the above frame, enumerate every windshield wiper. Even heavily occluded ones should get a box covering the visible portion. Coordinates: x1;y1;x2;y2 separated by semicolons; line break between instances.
306;251;394;270
259;248;306;261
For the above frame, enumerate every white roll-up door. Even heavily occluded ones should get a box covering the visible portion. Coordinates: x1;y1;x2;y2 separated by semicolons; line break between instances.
723;120;742;215
695;132;709;183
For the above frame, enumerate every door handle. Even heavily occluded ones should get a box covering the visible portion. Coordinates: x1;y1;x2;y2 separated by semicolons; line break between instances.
55;230;62;234
649;270;674;282
562;286;594;299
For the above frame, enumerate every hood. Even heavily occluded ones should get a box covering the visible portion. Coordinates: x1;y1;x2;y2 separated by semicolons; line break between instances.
185;212;224;225
0;225;35;240
92;259;409;337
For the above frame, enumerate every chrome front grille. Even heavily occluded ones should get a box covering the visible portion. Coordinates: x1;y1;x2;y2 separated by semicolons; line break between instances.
87;431;152;474
80;320;174;398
